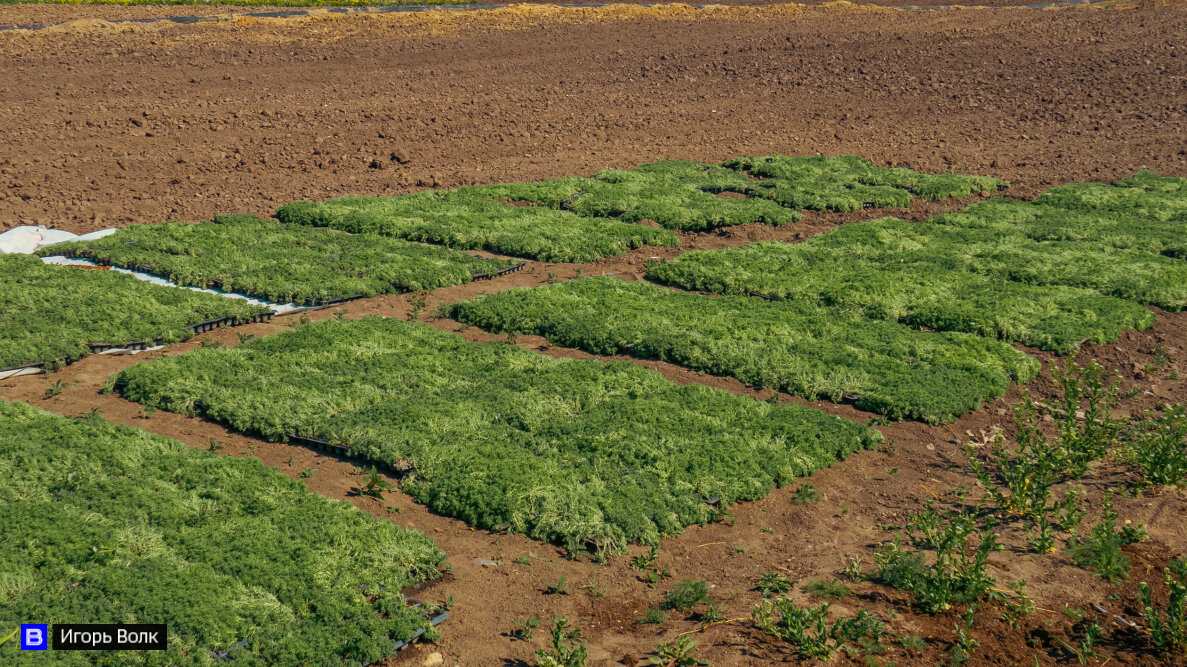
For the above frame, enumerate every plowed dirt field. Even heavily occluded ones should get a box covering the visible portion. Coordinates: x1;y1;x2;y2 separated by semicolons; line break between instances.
2;3;1186;665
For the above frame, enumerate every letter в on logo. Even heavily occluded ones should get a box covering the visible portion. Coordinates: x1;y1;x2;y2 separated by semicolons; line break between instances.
21;624;48;650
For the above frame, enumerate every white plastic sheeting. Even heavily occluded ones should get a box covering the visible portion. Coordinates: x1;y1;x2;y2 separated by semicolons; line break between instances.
0;224;300;314
0;225;297;375
0;343;168;379
38;256;305;314
0;225;118;254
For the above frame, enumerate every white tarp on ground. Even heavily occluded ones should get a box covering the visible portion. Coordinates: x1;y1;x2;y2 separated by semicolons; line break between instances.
0;343;168;379
0;226;302;374
0;225;118;254
0;224;300;313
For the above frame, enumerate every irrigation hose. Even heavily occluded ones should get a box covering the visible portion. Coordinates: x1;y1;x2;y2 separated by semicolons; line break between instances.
673;617;749;639
0;627;17;647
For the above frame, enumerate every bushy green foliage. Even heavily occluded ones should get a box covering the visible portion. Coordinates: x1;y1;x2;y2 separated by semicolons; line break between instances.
756;573;795;598
874;511;1000;613
752;597;885;660
473;160;800;231
937;175;1187;259
799;216;1187;311
648;234;1155;355
724;155;1006;211
1067;494;1145;584
276;188;677;263
650;636;708;666
1036;172;1187;222
0;400;445;666
535;616;587;667
966;360;1126;552
793;482;821;505
802;578;851;600
114;317;880;556
39;215;516;305
661;580;710;613
1139;560;1187;653
447;276;1038;423
0;254;267;369
648;172;1187;352
1128;404;1187;488
275;155;1004;258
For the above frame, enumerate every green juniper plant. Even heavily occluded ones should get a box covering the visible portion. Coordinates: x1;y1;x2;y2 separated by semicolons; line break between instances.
0;254;267;371
447;276;1037;424
42;215;516;307
662;580;710;614
0;401;445;663
794;482;822;504
115;317;879;559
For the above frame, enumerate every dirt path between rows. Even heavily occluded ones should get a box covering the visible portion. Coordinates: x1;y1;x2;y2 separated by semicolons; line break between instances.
2;3;1187;665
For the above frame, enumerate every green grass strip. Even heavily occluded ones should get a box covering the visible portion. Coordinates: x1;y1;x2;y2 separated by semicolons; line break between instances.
724;155;1007;211
935;186;1187;260
275;155;1004;257
38;214;518;305
0;254;268;369
469;160;801;231
647;239;1153;354
276;189;677;263
114;317;880;556
0;400;444;666
446;276;1039;424
1035;171;1187;222
803;217;1187;311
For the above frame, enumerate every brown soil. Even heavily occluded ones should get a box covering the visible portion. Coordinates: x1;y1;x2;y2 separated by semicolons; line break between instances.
0;0;1091;30
1;3;1186;666
1;2;1185;232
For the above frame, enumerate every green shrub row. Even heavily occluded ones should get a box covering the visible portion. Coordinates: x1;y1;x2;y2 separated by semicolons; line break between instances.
276;189;678;263
647;174;1187;353
935;182;1187;259
1034;171;1187;222
38;214;518;306
0;254;268;369
468;160;801;231
275;155;1002;259
724;154;1006;211
798;216;1187;311
113;317;880;556
446;276;1038;423
647;239;1153;354
0;400;445;666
